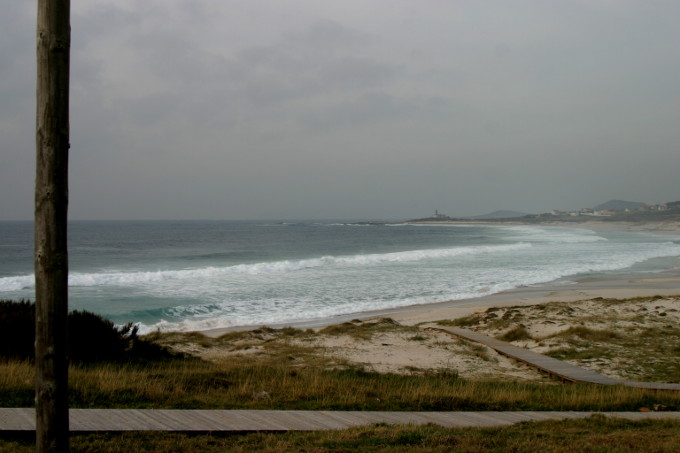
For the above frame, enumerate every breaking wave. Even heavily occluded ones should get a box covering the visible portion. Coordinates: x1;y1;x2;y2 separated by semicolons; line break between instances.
0;242;531;291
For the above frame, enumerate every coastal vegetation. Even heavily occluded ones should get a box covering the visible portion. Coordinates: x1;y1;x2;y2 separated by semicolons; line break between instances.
2;297;679;411
2;298;679;451
0;300;178;364
4;351;680;411
437;295;680;383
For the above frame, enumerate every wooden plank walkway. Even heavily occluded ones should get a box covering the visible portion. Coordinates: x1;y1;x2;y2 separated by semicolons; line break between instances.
432;326;680;390
1;408;679;432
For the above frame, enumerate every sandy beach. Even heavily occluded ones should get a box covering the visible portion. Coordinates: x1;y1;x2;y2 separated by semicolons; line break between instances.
181;221;680;383
201;219;680;333
387;219;680;324
187;271;679;382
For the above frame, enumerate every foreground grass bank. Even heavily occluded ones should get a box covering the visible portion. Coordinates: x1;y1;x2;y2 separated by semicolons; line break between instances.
2;301;680;411
2;297;680;451
2;357;679;411
2;416;680;453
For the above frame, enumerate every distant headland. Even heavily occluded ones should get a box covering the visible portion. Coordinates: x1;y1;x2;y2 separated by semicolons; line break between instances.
406;199;680;224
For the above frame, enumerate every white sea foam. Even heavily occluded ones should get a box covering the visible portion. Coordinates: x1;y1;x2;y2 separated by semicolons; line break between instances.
133;239;680;333
0;275;34;292
3;221;680;334
1;242;532;291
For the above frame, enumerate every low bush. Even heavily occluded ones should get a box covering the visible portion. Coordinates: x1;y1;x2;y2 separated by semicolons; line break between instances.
0;300;34;360
0;299;177;364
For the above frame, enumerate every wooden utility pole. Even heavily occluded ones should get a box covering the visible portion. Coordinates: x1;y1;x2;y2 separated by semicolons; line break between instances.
35;0;71;452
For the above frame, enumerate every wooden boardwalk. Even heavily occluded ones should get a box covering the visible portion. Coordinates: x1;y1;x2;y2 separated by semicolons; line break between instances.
433;326;680;391
1;408;679;432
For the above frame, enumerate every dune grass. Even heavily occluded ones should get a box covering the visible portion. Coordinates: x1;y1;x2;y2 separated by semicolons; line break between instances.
318;317;418;340
498;325;534;342
544;324;680;382
435;295;680;382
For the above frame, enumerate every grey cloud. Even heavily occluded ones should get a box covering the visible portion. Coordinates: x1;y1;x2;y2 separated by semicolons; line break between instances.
2;1;679;220
298;92;449;131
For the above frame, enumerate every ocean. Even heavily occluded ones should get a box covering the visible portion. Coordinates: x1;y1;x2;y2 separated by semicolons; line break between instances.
1;220;679;333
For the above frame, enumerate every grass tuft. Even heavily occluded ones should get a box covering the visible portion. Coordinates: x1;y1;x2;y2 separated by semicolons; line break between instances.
319;318;413;340
554;326;621;342
498;325;534;342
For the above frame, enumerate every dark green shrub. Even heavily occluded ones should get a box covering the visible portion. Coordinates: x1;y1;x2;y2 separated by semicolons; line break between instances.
67;310;133;363
0;299;35;360
0;300;177;363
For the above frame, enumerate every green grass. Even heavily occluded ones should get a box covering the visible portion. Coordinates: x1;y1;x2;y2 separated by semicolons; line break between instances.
2;417;680;452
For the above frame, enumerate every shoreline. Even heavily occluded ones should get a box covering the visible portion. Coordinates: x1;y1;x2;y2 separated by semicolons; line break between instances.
200;268;680;337
188;270;680;382
200;221;680;337
390;268;680;326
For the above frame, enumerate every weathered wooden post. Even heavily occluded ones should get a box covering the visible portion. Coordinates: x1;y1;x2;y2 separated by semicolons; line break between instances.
35;0;71;451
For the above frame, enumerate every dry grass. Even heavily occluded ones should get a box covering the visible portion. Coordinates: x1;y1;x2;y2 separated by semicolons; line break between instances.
498;325;534;342
3;354;680;412
318;318;417;340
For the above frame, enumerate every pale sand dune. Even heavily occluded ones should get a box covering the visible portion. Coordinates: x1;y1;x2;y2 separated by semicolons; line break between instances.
188;318;549;381
189;278;679;381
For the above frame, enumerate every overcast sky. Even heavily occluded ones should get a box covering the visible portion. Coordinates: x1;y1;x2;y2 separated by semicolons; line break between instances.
1;1;678;220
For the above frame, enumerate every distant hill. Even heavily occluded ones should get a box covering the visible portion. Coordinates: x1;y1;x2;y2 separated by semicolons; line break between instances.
470;210;530;220
593;200;646;211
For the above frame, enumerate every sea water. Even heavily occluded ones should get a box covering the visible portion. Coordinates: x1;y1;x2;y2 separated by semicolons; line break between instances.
1;220;679;332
